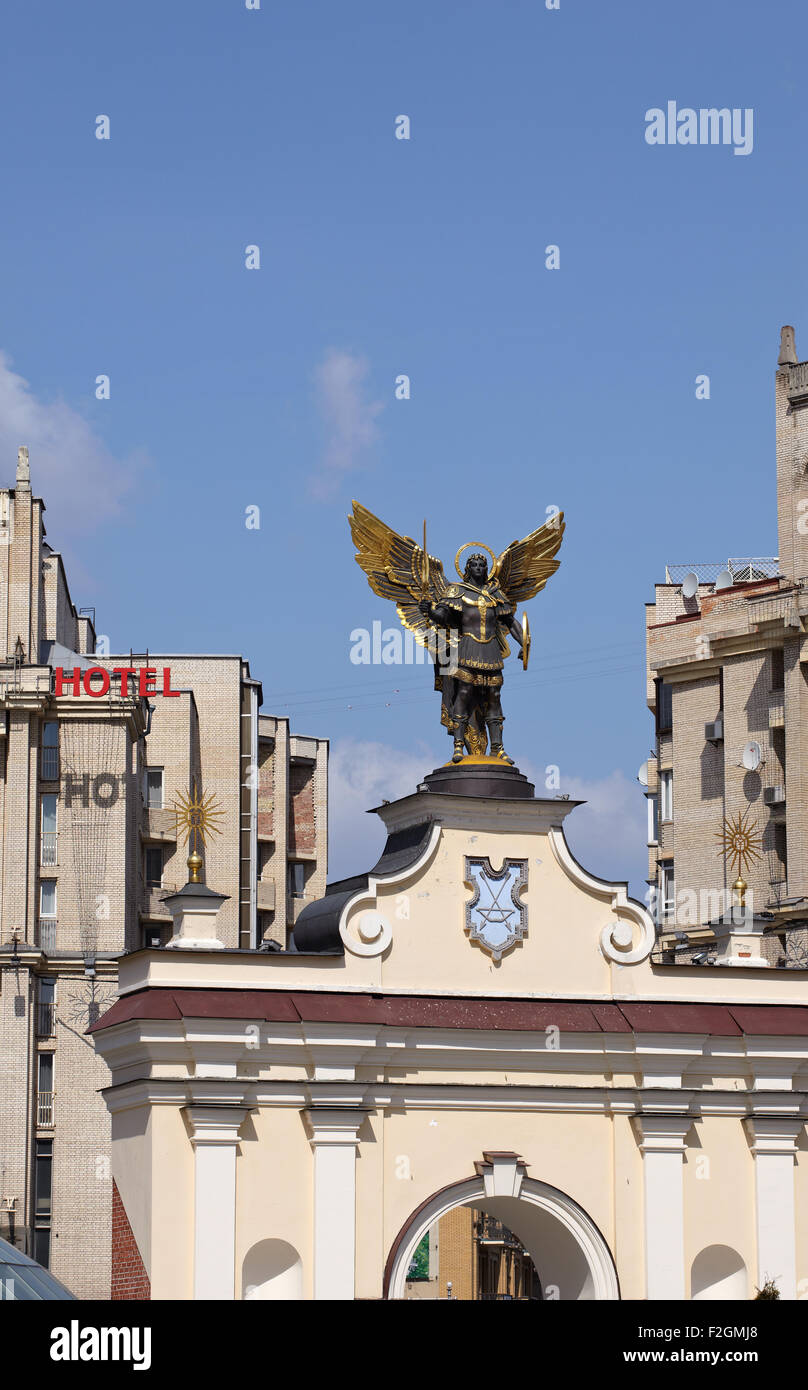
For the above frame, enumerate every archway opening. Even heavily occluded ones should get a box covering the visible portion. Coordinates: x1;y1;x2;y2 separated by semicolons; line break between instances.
387;1177;618;1301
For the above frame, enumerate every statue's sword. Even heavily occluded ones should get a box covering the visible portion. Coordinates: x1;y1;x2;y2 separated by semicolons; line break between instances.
520;611;531;670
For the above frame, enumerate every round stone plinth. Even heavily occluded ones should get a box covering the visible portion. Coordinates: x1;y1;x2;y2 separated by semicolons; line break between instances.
423;760;535;799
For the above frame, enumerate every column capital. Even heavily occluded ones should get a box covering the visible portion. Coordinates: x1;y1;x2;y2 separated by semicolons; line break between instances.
632;1113;693;1153
303;1107;367;1147
744;1116;804;1156
184;1103;254;1146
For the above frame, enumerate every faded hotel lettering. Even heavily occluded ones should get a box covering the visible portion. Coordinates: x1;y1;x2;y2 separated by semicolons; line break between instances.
54;666;181;697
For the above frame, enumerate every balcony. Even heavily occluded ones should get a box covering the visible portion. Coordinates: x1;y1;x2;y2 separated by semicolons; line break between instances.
36;1003;55;1037
141;808;177;844
40;748;59;782
141;883;177;919
36;921;57;953
36;1092;54;1127
257;879;275;912
474;1216;521;1249
40;833;58;867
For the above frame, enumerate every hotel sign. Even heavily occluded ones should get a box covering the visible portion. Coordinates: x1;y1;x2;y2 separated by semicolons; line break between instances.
54;666;180;697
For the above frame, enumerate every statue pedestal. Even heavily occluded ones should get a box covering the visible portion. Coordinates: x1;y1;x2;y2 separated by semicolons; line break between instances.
423;757;535;800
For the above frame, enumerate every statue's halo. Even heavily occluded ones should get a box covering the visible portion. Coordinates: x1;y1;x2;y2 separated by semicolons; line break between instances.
454;542;497;582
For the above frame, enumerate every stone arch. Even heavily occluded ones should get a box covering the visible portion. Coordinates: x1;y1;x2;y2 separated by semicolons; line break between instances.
691;1245;748;1301
242;1238;303;1300
384;1174;619;1300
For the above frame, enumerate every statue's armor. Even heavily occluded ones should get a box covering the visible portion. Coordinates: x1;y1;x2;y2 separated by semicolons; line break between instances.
434;582;514;686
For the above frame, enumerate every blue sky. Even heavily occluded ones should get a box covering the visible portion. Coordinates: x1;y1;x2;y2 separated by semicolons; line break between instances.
0;0;805;890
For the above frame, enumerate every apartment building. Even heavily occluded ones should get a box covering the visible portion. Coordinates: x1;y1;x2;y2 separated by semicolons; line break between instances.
0;449;327;1297
644;325;808;965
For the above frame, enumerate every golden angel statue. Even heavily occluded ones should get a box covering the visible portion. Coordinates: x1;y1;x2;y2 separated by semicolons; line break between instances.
349;501;565;765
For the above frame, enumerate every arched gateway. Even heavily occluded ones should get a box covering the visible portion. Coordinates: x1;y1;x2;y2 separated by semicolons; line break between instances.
385;1168;620;1301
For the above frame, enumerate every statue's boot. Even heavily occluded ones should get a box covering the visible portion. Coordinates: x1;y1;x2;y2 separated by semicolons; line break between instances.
487;718;513;765
452;719;468;763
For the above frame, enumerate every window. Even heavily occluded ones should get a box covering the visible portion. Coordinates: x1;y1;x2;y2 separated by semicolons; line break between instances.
39;881;57;918
35;1139;52;1217
37;1054;54;1126
143;925;165;949
647;795;659;845
41;722;59;781
143;768;164;810
40;795;58;866
33;1138;53;1268
659;770;673;822
37;978;55;1037
771;647;785;691
145;845;163;886
656;681;673;734
288;862;306;898
659;862;675;922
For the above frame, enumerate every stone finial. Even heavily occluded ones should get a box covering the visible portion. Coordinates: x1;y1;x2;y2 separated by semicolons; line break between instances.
16;446;30;490
778;325;798;367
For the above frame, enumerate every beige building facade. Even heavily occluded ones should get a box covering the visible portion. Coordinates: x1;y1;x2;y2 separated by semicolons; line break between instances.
0;450;327;1297
645;325;808;965
92;774;808;1302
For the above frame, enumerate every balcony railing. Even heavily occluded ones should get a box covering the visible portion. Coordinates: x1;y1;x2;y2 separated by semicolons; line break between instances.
40;833;58;867
40;748;59;781
36;1002;55;1037
36;920;57;952
36;1092;54;1127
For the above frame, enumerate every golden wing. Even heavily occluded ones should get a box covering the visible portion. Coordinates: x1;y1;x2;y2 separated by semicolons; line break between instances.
349;500;449;648
494;512;565;605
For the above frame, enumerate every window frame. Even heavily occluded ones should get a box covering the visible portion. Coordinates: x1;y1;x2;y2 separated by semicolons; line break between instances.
143;768;164;810
659;770;673;823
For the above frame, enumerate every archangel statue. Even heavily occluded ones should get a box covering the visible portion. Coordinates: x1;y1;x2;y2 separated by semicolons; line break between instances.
349;501;565;765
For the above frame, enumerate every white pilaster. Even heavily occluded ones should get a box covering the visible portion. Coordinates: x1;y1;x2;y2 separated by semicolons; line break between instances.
745;1116;803;1300
633;1114;692;1300
304;1108;365;1301
185;1104;253;1300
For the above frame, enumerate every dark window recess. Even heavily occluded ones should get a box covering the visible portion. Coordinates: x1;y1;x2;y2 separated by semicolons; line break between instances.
143;925;165;949
34;1139;52;1217
775;824;788;869
145;846;163;886
771;648;785;691
41;722;59;781
717;668;724;709
288;862;306;897
656;681;673;734
33;1227;51;1269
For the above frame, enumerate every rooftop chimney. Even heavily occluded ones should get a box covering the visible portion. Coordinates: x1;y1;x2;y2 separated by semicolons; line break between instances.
778;325;798;367
15;446;30;491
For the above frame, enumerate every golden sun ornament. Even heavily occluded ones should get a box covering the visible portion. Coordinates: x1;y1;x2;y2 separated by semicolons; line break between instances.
715;808;762;907
172;781;224;881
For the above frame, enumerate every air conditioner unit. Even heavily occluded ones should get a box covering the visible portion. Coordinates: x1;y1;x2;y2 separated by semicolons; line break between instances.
764;785;786;806
705;714;724;742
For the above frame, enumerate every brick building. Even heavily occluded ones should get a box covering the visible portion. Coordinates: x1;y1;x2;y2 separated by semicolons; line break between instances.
644;325;808;965
0;448;327;1297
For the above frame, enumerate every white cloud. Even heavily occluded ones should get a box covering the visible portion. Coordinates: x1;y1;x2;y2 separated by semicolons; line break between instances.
544;768;649;903
328;740;648;903
327;737;431;879
311;349;383;499
0;350;144;539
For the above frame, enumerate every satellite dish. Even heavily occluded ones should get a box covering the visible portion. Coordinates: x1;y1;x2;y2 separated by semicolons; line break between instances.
742;740;762;772
637;761;648;787
715;569;733;591
682;572;699;599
